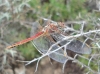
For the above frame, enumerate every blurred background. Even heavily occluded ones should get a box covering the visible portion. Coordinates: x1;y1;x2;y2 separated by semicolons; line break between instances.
0;0;100;74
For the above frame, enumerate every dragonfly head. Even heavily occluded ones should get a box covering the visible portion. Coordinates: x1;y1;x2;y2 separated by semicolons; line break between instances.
57;22;65;28
42;22;65;34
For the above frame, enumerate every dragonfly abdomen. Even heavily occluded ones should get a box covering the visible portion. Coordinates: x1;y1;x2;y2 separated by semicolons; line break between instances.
6;31;44;49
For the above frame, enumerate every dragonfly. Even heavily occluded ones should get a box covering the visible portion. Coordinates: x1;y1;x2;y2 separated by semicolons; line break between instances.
6;20;64;49
6;19;91;63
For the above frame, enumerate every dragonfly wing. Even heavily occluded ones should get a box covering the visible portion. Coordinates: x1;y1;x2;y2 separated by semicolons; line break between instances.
33;36;51;54
33;35;67;63
48;42;67;63
66;40;91;54
32;19;91;54
52;33;91;54
31;22;50;53
31;21;67;63
49;52;67;63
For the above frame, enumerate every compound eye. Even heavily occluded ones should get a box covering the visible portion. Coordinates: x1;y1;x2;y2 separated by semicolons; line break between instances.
58;22;65;27
62;22;65;26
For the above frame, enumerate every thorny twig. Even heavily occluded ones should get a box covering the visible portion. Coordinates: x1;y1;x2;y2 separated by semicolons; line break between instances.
13;16;100;73
19;28;100;73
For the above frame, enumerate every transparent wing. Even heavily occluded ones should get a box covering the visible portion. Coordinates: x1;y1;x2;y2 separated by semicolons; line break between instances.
30;19;91;64
31;21;67;63
52;33;91;54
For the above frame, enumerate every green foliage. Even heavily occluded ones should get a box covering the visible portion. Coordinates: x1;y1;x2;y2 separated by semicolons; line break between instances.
1;0;100;73
1;0;99;68
29;0;88;21
13;27;40;60
18;42;40;60
79;56;98;73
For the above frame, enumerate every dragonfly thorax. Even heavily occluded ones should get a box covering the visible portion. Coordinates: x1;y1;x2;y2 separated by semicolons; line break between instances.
42;22;65;34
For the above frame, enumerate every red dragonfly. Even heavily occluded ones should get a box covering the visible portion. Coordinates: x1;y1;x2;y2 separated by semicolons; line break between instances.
6;20;64;49
6;19;91;63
